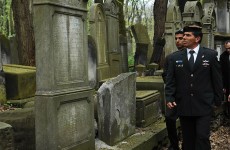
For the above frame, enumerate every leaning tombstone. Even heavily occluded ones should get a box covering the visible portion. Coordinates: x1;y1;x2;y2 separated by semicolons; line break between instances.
97;73;136;146
33;0;94;149
131;23;151;68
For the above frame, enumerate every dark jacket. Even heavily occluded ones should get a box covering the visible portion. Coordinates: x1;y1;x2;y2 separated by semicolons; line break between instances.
220;51;230;96
165;47;223;116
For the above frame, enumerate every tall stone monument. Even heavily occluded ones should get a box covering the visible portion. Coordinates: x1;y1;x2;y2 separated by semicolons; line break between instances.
89;3;110;82
104;0;122;77
182;1;203;26
33;0;94;150
164;1;182;56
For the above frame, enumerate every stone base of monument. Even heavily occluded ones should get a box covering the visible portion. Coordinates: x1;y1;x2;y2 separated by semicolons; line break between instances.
96;117;169;150
136;76;165;114
136;90;161;127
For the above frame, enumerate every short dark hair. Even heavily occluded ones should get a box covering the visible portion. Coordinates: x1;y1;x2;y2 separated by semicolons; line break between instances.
175;29;184;35
225;40;230;45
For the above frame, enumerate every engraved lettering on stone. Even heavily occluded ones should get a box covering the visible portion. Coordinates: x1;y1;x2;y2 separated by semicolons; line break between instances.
97;11;107;64
57;99;90;148
53;13;85;84
53;14;69;83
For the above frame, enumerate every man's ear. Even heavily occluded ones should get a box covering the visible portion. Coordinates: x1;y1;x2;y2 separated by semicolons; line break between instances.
195;36;201;43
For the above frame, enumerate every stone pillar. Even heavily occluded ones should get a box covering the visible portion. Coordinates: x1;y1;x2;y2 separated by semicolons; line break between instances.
201;3;216;49
33;0;94;150
216;0;228;32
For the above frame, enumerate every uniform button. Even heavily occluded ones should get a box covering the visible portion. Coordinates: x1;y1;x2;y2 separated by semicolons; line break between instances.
191;74;193;77
191;84;193;87
191;93;194;96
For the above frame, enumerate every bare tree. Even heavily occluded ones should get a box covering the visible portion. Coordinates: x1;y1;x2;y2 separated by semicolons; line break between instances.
150;0;168;66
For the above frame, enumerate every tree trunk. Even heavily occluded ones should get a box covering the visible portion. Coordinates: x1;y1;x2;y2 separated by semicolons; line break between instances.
117;0;126;37
150;0;168;66
12;0;35;66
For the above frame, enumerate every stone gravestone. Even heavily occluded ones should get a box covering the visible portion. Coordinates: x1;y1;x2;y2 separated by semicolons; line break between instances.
182;1;203;26
202;3;216;49
33;1;94;150
88;35;97;88
131;23;151;69
216;0;229;33
104;0;122;77
89;3;110;82
119;34;129;73
97;73;136;146
164;1;182;57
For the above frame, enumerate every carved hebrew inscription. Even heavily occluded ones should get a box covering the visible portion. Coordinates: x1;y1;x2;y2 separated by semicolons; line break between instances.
53;13;85;85
57;99;91;148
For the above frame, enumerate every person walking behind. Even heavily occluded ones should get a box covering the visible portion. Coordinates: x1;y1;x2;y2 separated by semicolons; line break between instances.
165;24;223;150
162;29;184;150
220;40;230;117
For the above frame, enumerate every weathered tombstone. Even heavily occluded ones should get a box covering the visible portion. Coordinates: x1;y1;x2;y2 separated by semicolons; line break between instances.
33;1;95;150
0;122;14;149
136;90;161;127
97;73;136;146
104;0;122;77
202;3;216;49
104;0;119;53
88;35;98;88
164;1;183;56
9;36;19;64
136;76;165;114
182;1;203;26
89;3;110;81
131;23;151;68
3;64;36;100
119;34;129;73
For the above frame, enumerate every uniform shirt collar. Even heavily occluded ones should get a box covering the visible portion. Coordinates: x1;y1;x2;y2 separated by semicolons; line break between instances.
187;44;200;55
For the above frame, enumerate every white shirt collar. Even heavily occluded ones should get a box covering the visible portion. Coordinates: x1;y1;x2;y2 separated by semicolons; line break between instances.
187;44;200;55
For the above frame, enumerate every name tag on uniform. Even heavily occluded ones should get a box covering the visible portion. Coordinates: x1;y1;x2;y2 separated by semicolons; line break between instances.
176;60;183;67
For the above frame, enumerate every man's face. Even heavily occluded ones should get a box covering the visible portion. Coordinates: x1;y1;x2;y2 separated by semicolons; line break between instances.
183;32;200;49
225;42;230;54
175;33;184;50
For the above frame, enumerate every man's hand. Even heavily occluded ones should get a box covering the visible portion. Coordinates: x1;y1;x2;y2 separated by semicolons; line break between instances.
166;101;177;109
228;94;230;102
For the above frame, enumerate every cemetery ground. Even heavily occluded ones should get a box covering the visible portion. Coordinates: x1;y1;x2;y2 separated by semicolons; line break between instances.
1;103;230;150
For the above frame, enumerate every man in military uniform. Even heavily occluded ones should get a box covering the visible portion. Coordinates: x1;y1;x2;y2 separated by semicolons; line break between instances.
165;24;223;150
220;40;230;117
162;29;184;150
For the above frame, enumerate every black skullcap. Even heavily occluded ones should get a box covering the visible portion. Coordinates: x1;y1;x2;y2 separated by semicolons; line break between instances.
183;24;202;33
175;29;184;34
